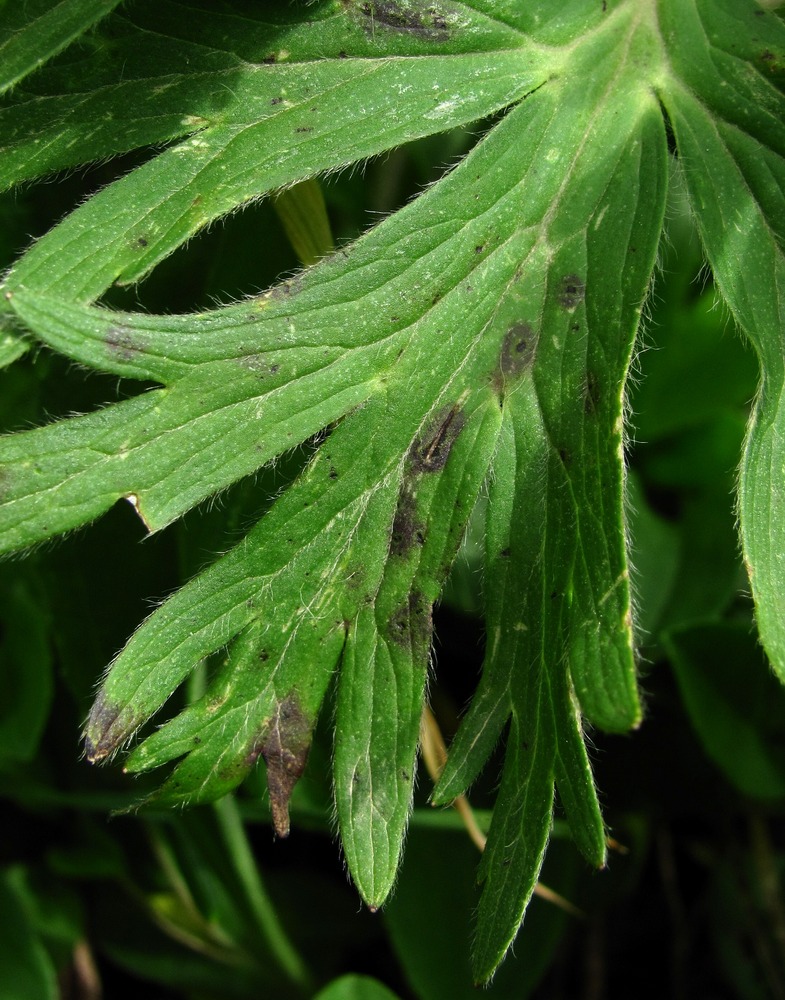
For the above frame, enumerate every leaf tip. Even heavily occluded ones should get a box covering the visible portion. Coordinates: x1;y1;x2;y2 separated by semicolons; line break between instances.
83;688;128;764
261;693;313;838
124;493;152;531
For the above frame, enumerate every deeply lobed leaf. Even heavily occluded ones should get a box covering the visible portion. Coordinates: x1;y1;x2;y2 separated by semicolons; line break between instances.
1;0;783;983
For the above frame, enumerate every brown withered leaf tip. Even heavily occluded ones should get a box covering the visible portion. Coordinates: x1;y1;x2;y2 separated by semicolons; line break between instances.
84;689;125;764
261;694;313;838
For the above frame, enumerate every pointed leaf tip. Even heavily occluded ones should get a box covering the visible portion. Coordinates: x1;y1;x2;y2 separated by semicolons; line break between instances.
83;689;131;764
261;694;313;838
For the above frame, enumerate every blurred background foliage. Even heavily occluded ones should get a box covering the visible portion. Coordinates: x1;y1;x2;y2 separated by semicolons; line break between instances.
1;120;785;1000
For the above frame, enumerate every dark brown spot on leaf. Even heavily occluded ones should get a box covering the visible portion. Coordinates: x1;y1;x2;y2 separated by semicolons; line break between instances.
559;274;586;310
268;274;304;300
498;321;538;384
410;404;465;473
390;485;426;557
105;326;143;362
387;591;432;654
357;0;450;39
261;694;313;838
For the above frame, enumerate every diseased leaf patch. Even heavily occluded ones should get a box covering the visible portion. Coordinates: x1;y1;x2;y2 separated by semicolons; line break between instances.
260;693;314;839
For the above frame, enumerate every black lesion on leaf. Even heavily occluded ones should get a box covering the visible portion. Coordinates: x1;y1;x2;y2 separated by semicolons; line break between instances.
497;321;538;385
355;0;451;39
105;326;143;362
410;404;465;473
84;689;128;764
559;274;586;310
759;49;782;73
387;591;433;653
390;485;426;557
260;693;313;838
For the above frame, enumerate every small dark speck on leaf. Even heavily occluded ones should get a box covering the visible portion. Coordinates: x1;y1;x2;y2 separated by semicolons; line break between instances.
559;275;585;310
270;96;284;105
136;236;148;247
584;371;600;414
295;126;313;133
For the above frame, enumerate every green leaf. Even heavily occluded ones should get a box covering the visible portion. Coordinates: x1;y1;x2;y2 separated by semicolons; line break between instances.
0;0;783;985
0;567;53;765
656;0;785;681
665;623;785;801
384;824;575;1000
335;394;502;907
0;868;58;1000
314;974;402;1000
0;0;123;95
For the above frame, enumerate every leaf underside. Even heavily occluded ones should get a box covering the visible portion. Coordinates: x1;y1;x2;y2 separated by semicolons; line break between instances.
1;0;783;982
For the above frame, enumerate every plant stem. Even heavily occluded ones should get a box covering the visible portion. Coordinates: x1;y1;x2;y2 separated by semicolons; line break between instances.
213;795;313;994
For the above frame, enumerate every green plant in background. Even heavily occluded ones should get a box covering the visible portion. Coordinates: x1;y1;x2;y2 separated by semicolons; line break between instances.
1;1;785;996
